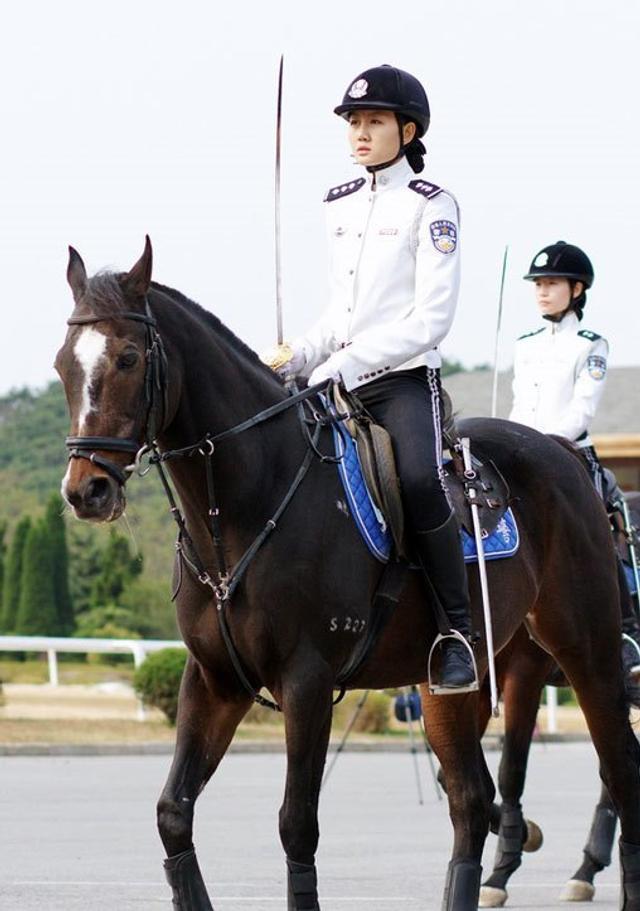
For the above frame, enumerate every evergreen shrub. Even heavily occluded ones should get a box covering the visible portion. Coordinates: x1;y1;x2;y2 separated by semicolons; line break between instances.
133;647;187;725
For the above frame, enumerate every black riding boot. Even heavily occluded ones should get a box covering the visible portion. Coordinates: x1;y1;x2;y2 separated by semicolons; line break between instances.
416;513;476;688
619;558;640;678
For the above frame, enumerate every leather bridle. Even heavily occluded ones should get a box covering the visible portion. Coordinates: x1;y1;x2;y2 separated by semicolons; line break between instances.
64;299;169;484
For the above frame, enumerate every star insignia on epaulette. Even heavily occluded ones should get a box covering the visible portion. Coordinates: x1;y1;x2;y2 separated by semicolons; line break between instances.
578;329;602;342
408;180;442;199
324;178;366;202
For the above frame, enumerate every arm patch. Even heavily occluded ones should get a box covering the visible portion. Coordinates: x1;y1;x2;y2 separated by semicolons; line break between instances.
324;178;366;202
408;179;442;200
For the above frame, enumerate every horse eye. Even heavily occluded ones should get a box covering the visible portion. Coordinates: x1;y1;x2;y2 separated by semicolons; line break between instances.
116;351;139;370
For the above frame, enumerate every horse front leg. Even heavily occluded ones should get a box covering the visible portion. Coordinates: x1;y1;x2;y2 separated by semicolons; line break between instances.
561;781;618;902
421;687;493;911
157;655;252;910
279;660;334;911
480;643;549;908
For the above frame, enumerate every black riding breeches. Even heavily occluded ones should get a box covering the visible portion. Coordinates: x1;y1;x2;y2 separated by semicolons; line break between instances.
355;366;453;533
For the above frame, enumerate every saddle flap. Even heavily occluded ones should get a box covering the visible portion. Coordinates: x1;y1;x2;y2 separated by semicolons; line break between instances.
331;384;405;558
444;453;510;537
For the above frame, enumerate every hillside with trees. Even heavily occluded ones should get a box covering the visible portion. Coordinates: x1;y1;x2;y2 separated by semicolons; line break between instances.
0;382;178;640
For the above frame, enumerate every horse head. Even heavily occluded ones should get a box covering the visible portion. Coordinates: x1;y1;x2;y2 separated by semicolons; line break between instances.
56;236;168;522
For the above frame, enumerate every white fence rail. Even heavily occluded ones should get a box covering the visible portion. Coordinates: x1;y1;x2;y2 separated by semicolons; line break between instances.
0;636;186;720
0;636;561;732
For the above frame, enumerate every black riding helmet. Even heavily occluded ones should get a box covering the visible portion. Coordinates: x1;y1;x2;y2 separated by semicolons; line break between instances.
523;241;594;288
334;65;430;172
524;241;594;321
334;64;430;136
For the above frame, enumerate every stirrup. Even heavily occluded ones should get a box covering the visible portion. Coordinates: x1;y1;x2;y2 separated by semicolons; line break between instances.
428;630;480;695
622;632;640;677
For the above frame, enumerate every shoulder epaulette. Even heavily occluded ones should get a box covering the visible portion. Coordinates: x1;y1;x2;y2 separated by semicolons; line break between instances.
517;328;545;341
578;329;603;342
324;178;366;202
408;179;443;200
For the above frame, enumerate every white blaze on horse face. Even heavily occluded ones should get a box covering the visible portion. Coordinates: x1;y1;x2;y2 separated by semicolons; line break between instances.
74;327;108;432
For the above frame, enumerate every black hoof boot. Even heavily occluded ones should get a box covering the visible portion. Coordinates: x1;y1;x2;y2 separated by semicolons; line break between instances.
620;841;640;910
164;847;215;910
440;640;476;688
441;859;482;910
287;858;319;910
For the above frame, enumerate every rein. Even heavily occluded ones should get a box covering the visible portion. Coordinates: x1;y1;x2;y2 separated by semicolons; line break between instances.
64;301;340;712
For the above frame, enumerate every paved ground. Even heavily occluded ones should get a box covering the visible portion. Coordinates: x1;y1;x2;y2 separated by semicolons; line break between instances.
0;742;620;910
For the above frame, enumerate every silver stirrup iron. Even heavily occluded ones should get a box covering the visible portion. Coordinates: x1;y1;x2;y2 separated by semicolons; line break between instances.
428;629;479;695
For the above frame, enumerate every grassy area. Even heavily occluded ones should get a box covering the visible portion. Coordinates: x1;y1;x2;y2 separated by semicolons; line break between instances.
0;657;135;685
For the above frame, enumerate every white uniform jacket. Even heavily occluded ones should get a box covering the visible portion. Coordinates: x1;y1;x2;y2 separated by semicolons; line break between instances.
295;156;461;391
509;311;608;448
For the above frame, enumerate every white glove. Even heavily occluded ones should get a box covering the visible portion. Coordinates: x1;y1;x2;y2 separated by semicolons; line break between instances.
308;357;343;387
260;342;307;378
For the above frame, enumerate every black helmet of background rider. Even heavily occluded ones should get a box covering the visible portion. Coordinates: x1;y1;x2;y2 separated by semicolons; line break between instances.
523;241;594;321
334;65;430;173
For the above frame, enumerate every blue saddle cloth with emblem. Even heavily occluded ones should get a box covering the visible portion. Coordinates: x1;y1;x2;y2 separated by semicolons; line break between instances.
332;422;520;565
624;562;638;597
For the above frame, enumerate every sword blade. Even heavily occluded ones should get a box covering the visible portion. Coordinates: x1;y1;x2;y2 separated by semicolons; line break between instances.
275;54;284;345
490;244;509;418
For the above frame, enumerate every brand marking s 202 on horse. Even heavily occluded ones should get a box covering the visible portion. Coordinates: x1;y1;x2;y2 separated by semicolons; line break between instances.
329;616;366;634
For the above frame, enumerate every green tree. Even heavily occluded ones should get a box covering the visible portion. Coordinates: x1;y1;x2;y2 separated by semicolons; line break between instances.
1;516;32;633
91;529;143;608
0;521;7;623
67;523;103;617
44;493;74;634
15;519;59;635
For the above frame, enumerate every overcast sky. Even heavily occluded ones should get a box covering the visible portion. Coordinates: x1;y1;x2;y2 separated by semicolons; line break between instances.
2;0;639;400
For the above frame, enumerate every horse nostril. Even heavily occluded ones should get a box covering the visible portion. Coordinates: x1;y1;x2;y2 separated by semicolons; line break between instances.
85;477;114;509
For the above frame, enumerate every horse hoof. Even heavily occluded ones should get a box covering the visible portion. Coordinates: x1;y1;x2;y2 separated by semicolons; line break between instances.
523;818;543;853
559;879;595;902
479;885;508;907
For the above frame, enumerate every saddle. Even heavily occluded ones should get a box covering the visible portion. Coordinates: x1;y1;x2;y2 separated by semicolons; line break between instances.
331;385;511;558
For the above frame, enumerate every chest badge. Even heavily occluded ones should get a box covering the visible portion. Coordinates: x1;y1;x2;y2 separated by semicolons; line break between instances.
378;227;399;235
334;226;346;237
429;220;457;254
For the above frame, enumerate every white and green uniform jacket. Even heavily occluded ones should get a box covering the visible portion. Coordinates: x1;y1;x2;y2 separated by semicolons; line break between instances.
509;311;608;448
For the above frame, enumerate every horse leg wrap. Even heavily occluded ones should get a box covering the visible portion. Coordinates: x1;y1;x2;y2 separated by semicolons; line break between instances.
584;802;617;868
287;858;319;910
164;847;215;910
620;841;640;909
483;805;524;889
441;859;482;910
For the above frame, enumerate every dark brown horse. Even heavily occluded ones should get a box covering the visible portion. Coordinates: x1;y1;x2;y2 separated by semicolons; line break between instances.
474;491;640;908
55;239;640;911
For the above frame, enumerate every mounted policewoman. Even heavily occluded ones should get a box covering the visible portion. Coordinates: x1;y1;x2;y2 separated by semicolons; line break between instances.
510;240;640;677
264;64;476;689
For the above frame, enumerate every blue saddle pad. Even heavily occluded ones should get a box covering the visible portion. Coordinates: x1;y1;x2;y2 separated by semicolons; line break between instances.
332;422;520;565
624;562;638;597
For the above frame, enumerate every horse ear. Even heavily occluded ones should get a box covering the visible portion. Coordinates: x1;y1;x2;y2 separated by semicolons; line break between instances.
124;235;153;299
67;246;88;303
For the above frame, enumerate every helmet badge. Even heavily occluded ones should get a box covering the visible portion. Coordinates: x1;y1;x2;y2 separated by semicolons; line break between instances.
348;79;368;99
534;252;549;267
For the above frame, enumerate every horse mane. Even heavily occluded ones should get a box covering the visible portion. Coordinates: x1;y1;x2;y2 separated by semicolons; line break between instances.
150;281;272;377
81;272;281;384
